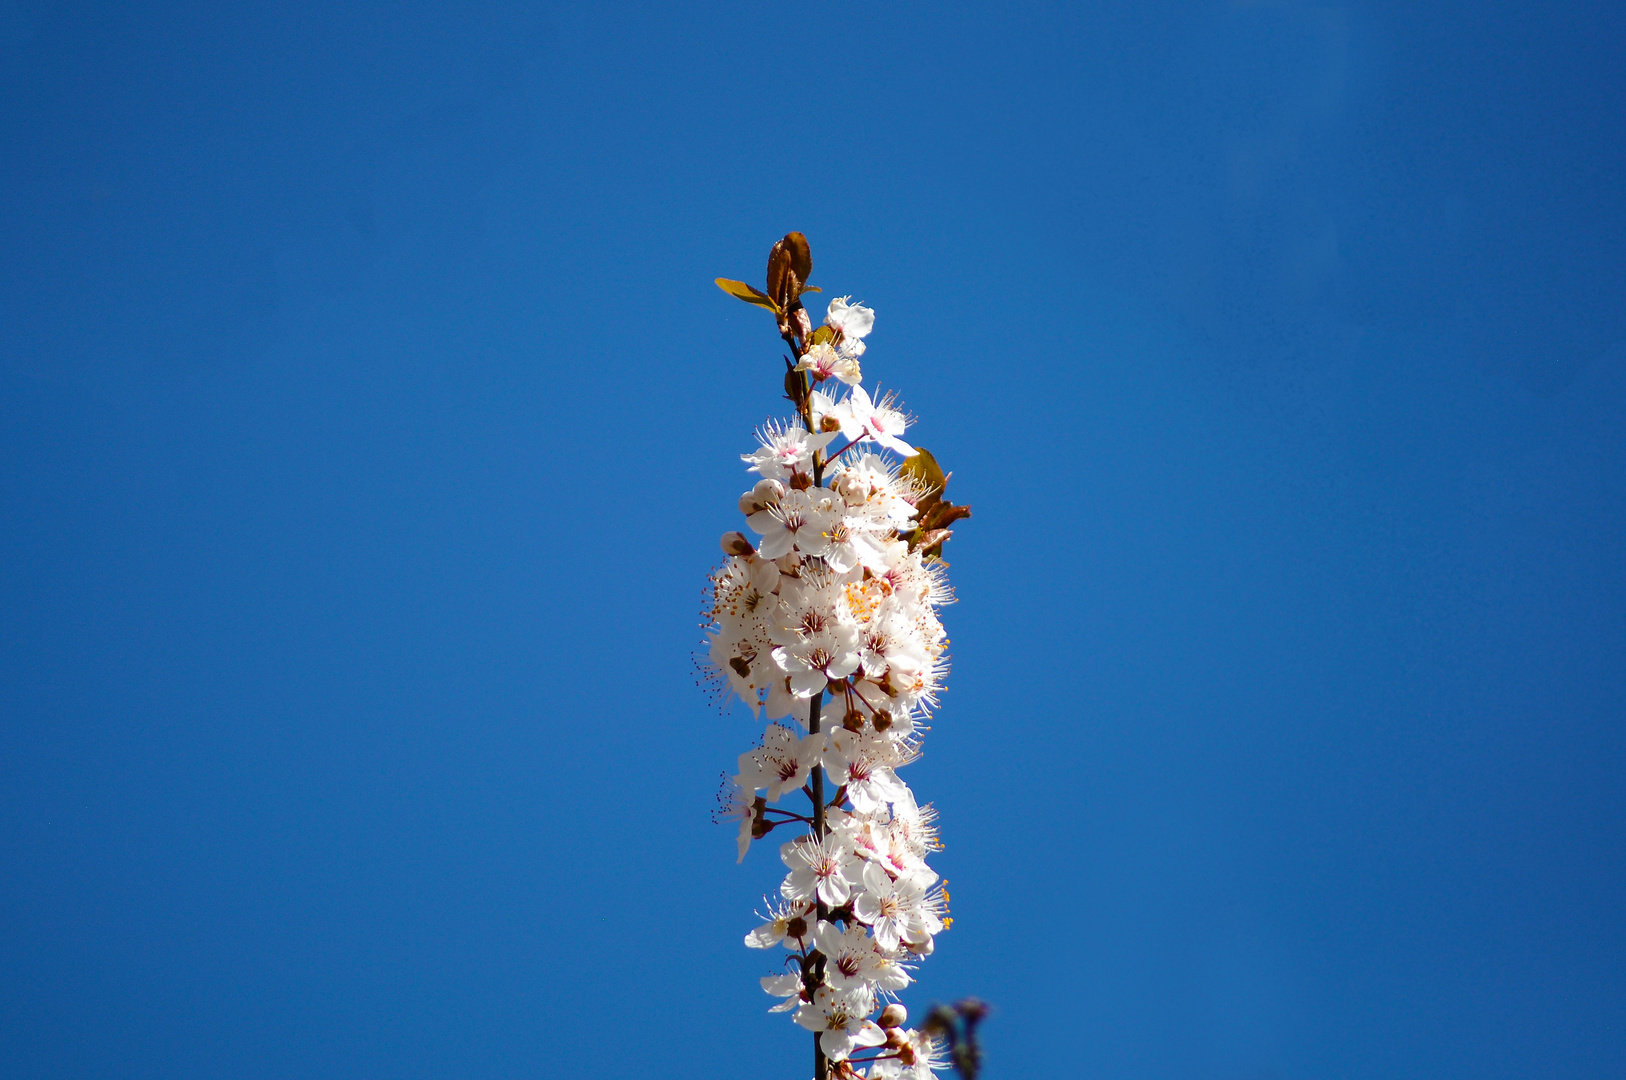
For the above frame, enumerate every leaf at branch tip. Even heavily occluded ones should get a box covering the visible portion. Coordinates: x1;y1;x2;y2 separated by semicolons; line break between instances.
767;232;815;311
715;278;782;314
810;324;838;347
772;232;813;285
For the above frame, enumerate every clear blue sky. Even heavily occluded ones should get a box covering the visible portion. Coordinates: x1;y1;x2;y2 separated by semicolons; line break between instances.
3;3;1623;1078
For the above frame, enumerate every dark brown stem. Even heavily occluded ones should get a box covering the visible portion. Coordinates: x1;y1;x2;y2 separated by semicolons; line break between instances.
809;683;827;1080
784;333;832;1080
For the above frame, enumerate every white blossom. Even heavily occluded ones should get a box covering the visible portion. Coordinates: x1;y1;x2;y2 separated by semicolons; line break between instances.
866;1028;948;1079
823;729;910;815
781;834;866;907
853;861;934;952
743;421;838;481
737;724;825;801
796;986;887;1061
815;919;909;994
825;296;875;344
745;897;817;950
830;384;915;456
762;969;806;1014
796;340;863;385
751;487;839;561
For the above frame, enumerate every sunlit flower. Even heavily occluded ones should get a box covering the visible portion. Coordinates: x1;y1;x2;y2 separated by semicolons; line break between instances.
745;897;817;951
737;724;826;801
762;969;806;1013
744;421;839;481
796;986;887;1061
830;385;914;456
797;340;863;385
824;296;875;344
781;834;866;907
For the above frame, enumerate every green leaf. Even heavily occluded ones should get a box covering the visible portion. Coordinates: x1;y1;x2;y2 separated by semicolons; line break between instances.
901;448;947;499
715;278;782;314
810;324;838;347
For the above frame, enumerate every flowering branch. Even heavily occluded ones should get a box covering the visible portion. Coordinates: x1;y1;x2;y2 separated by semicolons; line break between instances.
704;234;971;1080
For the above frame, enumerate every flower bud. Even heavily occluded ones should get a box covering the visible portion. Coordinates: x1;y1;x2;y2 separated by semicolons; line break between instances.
721;531;755;556
843;709;866;733
833;470;867;506
878;1004;907;1029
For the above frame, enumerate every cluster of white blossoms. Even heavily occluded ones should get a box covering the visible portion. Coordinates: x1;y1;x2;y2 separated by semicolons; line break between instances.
704;275;965;1080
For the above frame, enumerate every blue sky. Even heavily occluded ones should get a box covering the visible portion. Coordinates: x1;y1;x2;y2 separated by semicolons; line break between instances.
2;2;1623;1078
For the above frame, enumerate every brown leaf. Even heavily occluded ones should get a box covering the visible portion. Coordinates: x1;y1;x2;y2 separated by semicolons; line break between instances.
767;232;814;311
921;499;972;533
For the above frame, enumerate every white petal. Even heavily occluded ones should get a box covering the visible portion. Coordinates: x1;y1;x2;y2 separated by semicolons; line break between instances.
745;923;784;949
762;972;802;996
852;1021;887;1049
817;874;852;907
757;529;794;559
820;1028;857;1061
788;668;828;698
878;435;916;455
